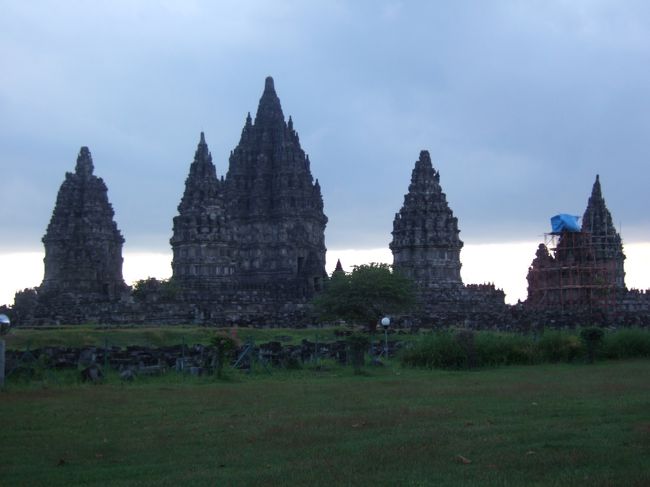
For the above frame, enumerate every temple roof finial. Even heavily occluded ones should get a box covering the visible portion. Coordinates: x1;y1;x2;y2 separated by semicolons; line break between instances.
75;146;94;177
264;76;275;93
254;76;284;127
591;174;602;199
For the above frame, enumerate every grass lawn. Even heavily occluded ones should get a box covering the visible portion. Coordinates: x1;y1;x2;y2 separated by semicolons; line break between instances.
1;360;649;486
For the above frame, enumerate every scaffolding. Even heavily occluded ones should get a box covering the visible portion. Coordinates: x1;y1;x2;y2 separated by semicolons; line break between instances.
527;230;618;314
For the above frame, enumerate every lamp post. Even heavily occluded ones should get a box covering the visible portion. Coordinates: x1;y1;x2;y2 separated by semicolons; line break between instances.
380;316;390;358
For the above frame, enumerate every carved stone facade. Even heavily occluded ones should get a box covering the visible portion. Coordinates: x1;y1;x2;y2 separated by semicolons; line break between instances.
390;150;463;289
40;147;126;300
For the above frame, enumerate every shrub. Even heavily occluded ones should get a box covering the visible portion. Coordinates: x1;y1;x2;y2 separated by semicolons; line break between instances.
580;327;605;364
602;329;650;359
210;333;238;378
474;332;536;366
401;332;466;369
538;331;583;363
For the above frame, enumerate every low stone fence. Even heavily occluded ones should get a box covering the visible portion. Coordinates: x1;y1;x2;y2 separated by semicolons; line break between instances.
4;339;404;379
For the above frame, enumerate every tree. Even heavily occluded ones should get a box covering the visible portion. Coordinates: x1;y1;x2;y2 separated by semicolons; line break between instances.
313;263;416;329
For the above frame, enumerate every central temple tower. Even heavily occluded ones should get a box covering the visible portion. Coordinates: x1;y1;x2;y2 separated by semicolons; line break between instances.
225;77;328;295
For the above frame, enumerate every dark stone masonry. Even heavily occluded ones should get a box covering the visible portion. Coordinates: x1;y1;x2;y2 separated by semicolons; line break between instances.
6;78;649;328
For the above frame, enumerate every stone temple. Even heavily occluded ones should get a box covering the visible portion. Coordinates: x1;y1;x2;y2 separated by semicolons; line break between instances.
223;76;327;293
525;175;627;316
390;150;463;288
7;78;649;327
390;151;507;326
166;77;328;323
41;147;126;299
16;77;328;326
14;147;128;324
170;132;235;285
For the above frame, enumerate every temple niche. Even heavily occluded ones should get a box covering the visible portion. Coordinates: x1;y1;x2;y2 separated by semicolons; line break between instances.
40;147;126;300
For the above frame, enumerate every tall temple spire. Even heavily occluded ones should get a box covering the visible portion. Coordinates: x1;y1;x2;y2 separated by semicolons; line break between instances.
390;150;463;289
580;174;625;288
178;132;220;212
41;147;125;298
581;174;618;238
225;76;328;293
171;132;233;282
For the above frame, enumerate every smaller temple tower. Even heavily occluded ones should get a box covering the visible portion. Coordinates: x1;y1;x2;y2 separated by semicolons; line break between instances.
390;150;463;289
581;175;625;288
40;147;126;299
525;175;625;314
170;133;235;284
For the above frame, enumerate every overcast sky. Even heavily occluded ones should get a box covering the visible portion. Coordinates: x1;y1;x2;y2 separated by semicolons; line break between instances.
1;1;649;258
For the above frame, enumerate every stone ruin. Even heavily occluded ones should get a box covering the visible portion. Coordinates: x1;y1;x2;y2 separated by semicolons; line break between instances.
6;78;648;328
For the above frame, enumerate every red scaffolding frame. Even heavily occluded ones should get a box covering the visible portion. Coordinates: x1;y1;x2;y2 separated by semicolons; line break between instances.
527;231;617;313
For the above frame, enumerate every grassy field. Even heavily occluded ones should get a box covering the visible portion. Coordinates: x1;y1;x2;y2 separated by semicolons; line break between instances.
1;360;649;486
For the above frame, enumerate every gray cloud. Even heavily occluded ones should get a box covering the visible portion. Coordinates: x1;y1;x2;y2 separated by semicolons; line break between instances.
1;0;648;255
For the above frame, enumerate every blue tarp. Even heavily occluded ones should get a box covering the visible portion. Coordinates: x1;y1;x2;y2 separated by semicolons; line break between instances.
551;214;581;233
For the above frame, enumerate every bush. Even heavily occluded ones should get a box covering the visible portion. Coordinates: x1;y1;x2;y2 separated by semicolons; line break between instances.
474;333;537;367
401;332;467;369
602;329;650;359
580;327;605;364
538;331;583;363
210;333;238;378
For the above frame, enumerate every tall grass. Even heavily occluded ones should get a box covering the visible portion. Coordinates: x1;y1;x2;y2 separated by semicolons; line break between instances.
401;328;650;369
602;328;650;359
